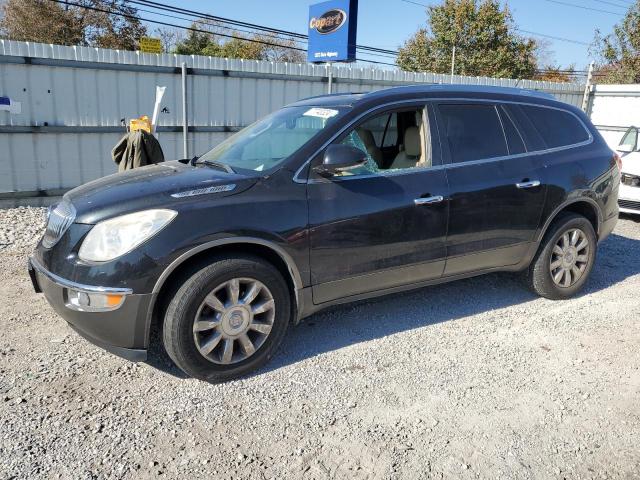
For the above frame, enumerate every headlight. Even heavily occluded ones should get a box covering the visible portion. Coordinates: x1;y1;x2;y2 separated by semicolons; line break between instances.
78;209;177;262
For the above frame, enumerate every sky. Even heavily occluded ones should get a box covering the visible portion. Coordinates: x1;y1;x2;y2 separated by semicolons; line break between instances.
151;0;627;70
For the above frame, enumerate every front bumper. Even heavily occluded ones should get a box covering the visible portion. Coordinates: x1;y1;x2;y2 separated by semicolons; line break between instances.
29;257;153;361
618;183;640;214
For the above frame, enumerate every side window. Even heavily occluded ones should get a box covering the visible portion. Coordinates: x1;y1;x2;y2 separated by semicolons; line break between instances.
519;105;590;148
437;104;508;163
498;106;526;155
619;127;638;151
334;106;431;176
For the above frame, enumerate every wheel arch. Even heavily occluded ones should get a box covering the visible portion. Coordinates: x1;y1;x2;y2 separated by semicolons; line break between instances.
537;197;602;243
145;238;305;347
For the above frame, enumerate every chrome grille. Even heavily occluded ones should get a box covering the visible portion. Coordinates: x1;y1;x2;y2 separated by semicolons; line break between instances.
619;199;640;212
42;200;76;248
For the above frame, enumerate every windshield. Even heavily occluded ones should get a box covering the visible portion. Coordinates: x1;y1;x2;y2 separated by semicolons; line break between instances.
619;127;638;151
198;105;349;172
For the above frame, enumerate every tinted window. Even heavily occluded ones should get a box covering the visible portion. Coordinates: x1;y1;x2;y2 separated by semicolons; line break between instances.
520;105;590;148
498;107;526;155
438;104;508;163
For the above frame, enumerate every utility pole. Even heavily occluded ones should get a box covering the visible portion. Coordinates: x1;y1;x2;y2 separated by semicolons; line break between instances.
451;45;456;76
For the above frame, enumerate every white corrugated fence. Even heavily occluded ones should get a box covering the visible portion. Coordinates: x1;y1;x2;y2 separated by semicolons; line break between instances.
0;40;587;197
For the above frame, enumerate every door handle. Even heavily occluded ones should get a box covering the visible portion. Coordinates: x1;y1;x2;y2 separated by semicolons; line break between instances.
414;195;444;205
515;180;541;189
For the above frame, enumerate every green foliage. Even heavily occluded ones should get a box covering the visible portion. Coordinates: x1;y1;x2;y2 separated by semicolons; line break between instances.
397;0;537;79
592;0;640;84
0;0;147;50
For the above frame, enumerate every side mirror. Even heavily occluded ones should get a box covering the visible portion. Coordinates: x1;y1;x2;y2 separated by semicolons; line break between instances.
617;143;634;153
315;144;368;176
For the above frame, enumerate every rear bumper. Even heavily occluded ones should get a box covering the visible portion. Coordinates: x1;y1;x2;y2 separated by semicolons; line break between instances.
29;257;152;362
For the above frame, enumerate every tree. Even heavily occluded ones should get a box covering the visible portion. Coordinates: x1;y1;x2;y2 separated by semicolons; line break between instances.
396;0;537;79
173;20;304;62
0;0;84;45
0;0;147;50
591;0;640;84
534;65;577;83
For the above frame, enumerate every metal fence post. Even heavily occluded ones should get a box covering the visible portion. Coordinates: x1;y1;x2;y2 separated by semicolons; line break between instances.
181;62;188;159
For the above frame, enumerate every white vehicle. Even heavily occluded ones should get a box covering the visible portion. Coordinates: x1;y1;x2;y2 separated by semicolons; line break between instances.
616;126;640;215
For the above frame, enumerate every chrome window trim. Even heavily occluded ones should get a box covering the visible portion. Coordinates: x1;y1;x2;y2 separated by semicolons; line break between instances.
293;97;593;184
29;256;133;295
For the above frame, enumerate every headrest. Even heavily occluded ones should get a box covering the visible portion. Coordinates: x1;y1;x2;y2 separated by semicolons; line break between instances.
404;126;421;157
356;128;376;149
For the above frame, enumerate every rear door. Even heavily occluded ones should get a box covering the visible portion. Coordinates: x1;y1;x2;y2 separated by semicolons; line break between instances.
307;103;449;304
433;101;548;275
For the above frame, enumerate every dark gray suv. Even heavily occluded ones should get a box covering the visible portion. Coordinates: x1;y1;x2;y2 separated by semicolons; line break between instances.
29;85;620;382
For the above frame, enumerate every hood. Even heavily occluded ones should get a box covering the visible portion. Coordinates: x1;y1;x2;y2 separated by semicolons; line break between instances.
66;160;259;224
621;153;640;177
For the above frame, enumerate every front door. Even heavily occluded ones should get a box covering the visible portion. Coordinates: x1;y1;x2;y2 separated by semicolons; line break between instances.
307;104;449;304
433;101;548;275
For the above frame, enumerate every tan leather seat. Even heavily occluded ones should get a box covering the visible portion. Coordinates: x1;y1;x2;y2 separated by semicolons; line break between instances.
356;127;384;168
390;126;421;169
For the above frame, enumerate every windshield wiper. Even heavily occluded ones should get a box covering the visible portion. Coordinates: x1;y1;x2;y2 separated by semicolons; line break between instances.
199;159;235;174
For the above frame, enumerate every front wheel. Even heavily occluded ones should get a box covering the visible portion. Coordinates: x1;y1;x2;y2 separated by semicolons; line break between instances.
527;213;597;300
162;255;291;382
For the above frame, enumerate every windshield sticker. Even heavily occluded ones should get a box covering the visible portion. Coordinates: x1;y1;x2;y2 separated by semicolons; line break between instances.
303;108;339;119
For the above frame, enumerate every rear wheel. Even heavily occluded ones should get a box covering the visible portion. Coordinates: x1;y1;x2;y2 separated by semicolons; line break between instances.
527;213;597;299
162;255;291;382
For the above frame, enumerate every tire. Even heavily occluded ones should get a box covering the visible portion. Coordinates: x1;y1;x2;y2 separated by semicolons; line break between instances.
162;255;291;382
527;212;597;300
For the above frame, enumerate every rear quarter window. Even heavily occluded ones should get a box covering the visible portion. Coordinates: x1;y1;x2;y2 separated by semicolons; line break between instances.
519;105;590;149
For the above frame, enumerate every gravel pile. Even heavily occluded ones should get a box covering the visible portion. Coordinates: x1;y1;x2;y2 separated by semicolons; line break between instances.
0;209;639;479
0;206;47;253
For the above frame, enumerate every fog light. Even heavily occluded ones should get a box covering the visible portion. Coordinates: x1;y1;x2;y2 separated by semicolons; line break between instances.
67;289;125;311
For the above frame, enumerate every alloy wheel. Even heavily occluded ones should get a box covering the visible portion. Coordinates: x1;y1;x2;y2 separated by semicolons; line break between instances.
193;278;275;364
549;228;590;288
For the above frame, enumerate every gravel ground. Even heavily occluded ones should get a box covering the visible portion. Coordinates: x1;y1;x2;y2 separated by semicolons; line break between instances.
1;207;639;480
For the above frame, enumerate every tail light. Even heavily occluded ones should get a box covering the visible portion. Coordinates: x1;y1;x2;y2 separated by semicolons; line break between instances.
613;151;623;171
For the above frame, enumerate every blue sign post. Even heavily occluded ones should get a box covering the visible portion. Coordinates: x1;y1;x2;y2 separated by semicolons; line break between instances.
307;0;358;63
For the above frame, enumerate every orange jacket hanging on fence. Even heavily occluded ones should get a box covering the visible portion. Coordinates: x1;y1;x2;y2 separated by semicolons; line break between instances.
111;130;165;172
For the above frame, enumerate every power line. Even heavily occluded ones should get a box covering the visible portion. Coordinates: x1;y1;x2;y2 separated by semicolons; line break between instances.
128;0;399;57
542;0;624;15
399;0;431;7
516;29;591;46
48;0;400;66
126;3;302;43
589;0;630;9
46;0;605;74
